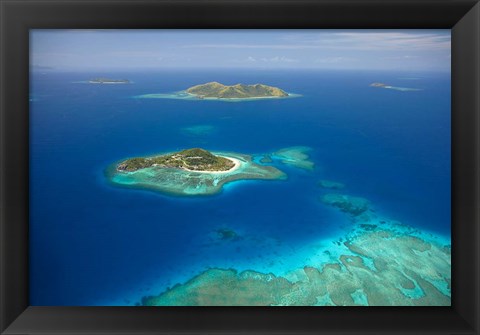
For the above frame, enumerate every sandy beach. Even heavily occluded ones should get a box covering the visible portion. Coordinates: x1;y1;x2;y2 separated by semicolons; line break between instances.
182;156;242;174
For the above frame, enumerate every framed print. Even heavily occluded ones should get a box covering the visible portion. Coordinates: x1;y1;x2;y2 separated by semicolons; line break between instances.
29;28;453;307
1;0;479;334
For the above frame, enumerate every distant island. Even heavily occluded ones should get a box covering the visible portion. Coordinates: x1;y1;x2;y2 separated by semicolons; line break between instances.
370;82;388;87
117;148;236;173
185;82;289;99
89;78;130;84
370;82;422;92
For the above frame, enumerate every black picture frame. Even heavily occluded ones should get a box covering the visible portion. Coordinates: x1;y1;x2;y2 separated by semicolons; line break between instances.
1;0;479;334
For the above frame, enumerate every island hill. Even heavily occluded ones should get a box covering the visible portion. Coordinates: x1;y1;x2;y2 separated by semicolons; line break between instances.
117;148;236;173
89;78;130;84
185;82;289;99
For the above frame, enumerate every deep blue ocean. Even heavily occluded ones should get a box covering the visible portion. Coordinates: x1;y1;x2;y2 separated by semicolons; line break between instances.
29;69;451;305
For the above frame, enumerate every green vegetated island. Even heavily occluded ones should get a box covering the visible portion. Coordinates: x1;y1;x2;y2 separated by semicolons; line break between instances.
136;82;299;101
117;148;236;172
108;147;314;196
109;148;285;196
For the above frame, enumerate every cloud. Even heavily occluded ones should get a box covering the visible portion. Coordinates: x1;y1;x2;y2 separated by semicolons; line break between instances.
106;51;161;58
381;55;421;61
185;32;450;52
30;64;54;70
232;56;298;63
329;32;450;51
260;56;298;63
185;43;321;50
314;57;357;63
30;30;450;71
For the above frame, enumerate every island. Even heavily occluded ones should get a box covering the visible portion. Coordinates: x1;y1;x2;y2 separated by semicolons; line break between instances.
135;82;300;101
370;82;388;87
107;148;286;196
89;78;130;84
117;148;236;173
185;82;289;99
370;82;422;92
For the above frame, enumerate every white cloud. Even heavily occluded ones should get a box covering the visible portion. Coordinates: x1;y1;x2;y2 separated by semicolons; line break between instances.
260;56;297;63
232;56;298;63
186;32;450;52
330;32;450;50
185;43;322;50
314;57;357;63
381;55;421;61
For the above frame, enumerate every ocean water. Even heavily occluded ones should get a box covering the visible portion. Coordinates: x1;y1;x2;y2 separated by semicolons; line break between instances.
29;69;451;305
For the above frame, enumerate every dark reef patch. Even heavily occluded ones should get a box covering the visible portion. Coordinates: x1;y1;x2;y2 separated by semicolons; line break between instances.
317;180;345;190
321;193;370;216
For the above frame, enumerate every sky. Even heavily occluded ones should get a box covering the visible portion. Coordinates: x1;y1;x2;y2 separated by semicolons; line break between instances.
30;29;451;72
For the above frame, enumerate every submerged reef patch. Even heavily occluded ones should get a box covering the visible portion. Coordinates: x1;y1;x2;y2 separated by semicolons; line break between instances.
216;228;241;241
141;269;294;306
321;193;370;216
272;146;315;170
370;82;422;92
138;186;450;306
140;224;451;306
259;154;273;164
180;125;216;137
318;180;345;190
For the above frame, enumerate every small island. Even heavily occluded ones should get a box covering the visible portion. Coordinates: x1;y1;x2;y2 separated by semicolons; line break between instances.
185;82;289;99
89;78;130;84
108;148;286;196
117;148;236;173
135;82;299;101
370;82;422;92
370;82;388;87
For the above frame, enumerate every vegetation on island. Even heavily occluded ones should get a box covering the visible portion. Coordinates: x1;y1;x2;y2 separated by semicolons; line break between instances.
186;82;289;99
109;151;285;196
117;148;235;172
